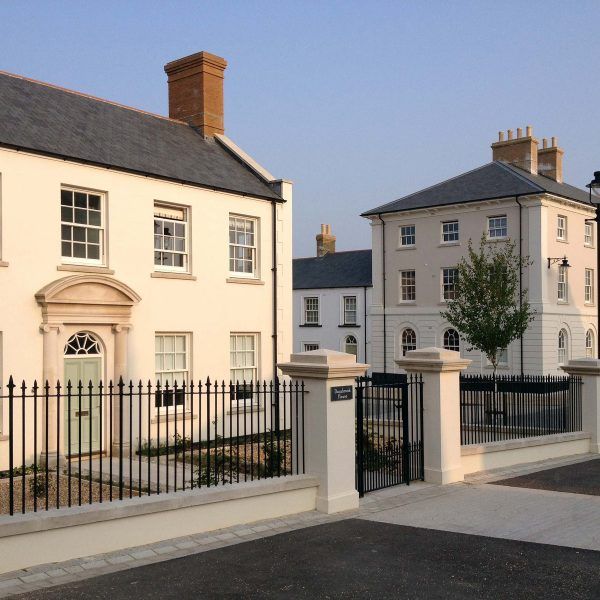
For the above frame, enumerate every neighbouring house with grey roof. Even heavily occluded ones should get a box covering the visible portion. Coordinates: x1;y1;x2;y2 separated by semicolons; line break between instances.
0;51;292;469
362;128;597;375
293;225;372;364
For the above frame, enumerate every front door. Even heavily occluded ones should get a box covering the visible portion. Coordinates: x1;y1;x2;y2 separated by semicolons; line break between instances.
64;357;102;456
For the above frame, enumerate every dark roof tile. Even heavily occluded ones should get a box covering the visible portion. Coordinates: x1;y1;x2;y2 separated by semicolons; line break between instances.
293;250;372;289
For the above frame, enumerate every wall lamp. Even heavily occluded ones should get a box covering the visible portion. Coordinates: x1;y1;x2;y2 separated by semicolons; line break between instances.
547;256;571;269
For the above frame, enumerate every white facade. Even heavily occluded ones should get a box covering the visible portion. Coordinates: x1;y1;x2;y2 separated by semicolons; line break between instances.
293;286;371;364
366;194;597;375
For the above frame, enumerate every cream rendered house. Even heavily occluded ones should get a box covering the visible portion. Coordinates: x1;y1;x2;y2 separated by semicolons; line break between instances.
363;127;597;375
0;51;292;467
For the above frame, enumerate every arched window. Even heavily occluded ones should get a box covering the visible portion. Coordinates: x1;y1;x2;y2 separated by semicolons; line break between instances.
344;335;358;357
64;332;101;355
401;328;417;356
558;329;568;365
443;328;460;353
586;329;595;358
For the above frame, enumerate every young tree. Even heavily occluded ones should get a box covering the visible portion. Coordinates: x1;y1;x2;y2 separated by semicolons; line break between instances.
441;234;535;374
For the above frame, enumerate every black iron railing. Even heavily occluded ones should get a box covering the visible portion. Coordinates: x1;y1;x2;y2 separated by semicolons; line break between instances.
0;377;305;516
460;374;582;445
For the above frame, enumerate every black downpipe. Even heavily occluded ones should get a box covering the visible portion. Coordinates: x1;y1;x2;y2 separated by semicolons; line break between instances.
378;214;387;373
271;200;278;378
363;285;368;364
516;196;524;376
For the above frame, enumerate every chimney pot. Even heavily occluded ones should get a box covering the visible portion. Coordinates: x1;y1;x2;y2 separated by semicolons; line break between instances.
507;129;513;140
316;224;336;257
517;127;523;138
164;51;227;137
542;138;548;149
498;131;504;142
552;136;558;148
526;125;532;137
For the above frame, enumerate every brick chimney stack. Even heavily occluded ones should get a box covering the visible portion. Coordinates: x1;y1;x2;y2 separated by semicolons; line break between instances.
164;51;227;137
316;224;336;257
538;136;564;183
492;125;538;174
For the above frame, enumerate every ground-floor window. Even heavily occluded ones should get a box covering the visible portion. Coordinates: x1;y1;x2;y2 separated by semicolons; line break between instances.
155;333;189;409
558;329;568;365
443;328;460;352
303;342;319;352
586;329;595;358
401;328;417;356
344;335;358;357
230;333;259;408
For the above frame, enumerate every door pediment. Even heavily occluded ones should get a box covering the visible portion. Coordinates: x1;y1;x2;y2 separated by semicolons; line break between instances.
36;275;140;325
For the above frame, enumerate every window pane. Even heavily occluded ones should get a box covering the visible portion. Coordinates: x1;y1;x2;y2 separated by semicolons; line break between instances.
74;192;87;208
164;336;174;352
61;225;72;241
88;211;101;226
73;243;86;258
61;189;73;206
73;226;86;242
61;206;73;222
88;195;101;210
61;242;71;256
87;245;100;260
74;208;87;224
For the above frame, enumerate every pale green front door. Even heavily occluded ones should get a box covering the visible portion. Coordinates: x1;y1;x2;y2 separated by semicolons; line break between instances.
64;357;102;456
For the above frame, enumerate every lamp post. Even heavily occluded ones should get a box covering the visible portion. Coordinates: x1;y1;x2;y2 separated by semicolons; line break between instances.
586;171;600;357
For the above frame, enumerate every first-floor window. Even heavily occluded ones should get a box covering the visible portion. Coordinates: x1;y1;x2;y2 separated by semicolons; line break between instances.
400;224;416;247
343;296;357;325
558;329;568;365
586;329;595;358
344;335;358;357
585;269;594;304
558;266;568;302
487;215;507;239
61;187;104;264
443;328;460;352
557;215;567;240
229;215;257;277
442;268;458;301
154;203;189;271
304;297;320;324
155;334;189;409
400;270;416;302
442;220;459;243
401;328;417;356
585;222;594;247
303;342;319;351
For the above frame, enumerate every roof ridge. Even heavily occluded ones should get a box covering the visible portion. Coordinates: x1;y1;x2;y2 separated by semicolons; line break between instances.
361;162;501;216
494;161;545;191
0;69;188;126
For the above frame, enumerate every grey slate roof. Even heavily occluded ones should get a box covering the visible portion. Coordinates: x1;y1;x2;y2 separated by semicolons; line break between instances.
293;250;372;289
0;72;280;200
362;161;590;216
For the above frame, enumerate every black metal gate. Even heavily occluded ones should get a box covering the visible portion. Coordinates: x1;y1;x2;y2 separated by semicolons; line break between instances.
355;374;424;496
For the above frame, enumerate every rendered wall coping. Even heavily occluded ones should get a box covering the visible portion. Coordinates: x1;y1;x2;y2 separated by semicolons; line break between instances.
0;475;318;539
461;431;590;456
396;347;472;373
278;349;369;380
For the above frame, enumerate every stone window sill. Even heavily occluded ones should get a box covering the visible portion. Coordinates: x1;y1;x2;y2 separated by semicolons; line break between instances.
0;260;8;268
556;238;568;244
438;242;460;248
151;271;197;281
338;324;361;328
396;246;416;251
150;411;197;424
299;324;322;328
58;264;115;275
226;277;265;285
398;301;416;306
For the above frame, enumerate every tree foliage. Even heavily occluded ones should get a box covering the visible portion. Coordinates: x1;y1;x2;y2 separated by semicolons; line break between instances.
441;235;535;373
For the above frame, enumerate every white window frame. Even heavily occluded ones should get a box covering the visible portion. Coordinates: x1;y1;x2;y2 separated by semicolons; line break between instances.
400;270;416;303
303;342;319;352
487;215;507;240
401;328;417;356
229;215;258;278
154;333;191;412
342;295;357;325
399;225;416;247
230;333;260;409
558;329;568;365
586;330;595;358
441;268;458;302
344;335;358;357
441;220;459;244
585;222;594;247
486;347;508;368
585;269;594;304
558;266;568;303
154;203;190;273
303;296;320;325
443;328;460;352
60;187;105;266
557;215;567;241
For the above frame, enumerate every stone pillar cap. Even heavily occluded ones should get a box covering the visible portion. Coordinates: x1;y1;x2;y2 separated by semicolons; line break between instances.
278;349;369;380
561;358;600;376
396;347;472;372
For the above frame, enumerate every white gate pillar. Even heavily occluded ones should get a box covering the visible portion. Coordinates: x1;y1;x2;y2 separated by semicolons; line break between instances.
278;349;368;514
396;347;471;485
561;359;600;453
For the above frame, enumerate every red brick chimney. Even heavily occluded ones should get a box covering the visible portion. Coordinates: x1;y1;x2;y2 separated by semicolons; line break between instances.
538;136;564;183
491;126;538;174
316;224;336;257
164;51;227;137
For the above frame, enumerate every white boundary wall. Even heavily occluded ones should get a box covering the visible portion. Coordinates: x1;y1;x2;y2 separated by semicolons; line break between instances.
0;475;318;574
461;432;591;476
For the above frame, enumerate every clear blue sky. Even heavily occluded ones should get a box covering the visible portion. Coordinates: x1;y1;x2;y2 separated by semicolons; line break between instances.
1;1;599;256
